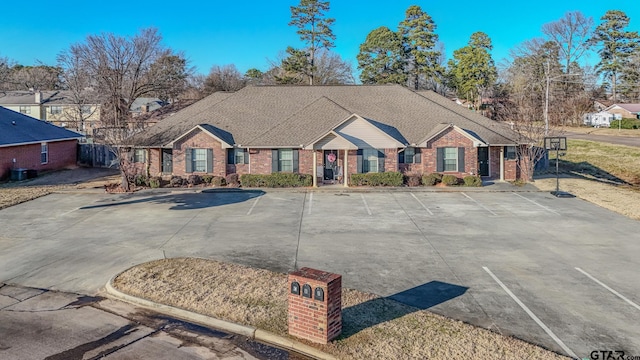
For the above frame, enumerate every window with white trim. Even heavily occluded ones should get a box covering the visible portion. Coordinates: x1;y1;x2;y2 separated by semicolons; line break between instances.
192;148;207;172
443;147;458;172
133;149;146;163
235;148;245;164
363;149;379;173
404;147;415;163
505;146;517;160
41;143;48;164
50;106;62;115
20;106;31;114
278;149;293;172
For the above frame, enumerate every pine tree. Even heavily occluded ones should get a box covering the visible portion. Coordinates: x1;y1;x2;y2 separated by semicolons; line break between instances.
357;27;407;85
289;0;336;85
398;5;442;90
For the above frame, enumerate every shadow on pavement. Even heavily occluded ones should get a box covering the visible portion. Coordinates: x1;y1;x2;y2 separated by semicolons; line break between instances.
341;280;468;339
80;189;265;211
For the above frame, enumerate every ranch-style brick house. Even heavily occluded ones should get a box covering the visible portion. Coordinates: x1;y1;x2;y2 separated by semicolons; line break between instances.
128;85;524;186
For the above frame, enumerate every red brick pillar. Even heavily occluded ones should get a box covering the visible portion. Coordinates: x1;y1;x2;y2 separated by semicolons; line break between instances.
287;267;342;344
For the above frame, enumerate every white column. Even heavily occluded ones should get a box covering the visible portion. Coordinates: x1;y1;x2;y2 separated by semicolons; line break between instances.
313;150;318;187
344;149;348;187
500;147;505;181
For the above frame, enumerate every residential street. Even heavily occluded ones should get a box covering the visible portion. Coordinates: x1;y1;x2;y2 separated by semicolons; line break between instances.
565;131;640;147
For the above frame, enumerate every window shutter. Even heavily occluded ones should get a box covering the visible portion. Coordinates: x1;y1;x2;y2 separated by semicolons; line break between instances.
185;148;193;173
377;150;385;173
293;149;299;173
207;148;213;173
436;148;444;172
356;149;363;173
227;149;234;164
458;147;465;172
244;150;249;164
414;148;421;164
398;150;405;164
272;149;278;173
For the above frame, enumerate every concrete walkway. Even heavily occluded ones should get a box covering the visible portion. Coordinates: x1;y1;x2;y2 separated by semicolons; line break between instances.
0;284;287;360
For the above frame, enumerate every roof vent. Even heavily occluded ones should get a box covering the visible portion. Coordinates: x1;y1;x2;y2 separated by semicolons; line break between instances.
12;121;16;125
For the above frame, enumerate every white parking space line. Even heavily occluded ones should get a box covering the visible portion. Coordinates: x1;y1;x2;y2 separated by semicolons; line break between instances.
410;193;433;215
461;192;497;216
483;267;578;359
360;194;372;216
246;197;261;216
576;267;640;311
512;193;560;215
308;193;313;215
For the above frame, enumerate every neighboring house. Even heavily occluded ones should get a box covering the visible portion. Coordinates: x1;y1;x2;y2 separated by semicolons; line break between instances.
583;111;617;127
0;90;101;136
130;97;167;117
594;100;614;112
605;104;640;119
0;106;82;179
128;85;524;186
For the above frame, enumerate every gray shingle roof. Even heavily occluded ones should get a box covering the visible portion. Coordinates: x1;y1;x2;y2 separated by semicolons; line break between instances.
0;106;82;146
132;85;520;148
0;90;100;106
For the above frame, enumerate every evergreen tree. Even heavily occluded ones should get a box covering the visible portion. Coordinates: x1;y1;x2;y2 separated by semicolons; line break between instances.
398;5;442;90
591;10;640;101
289;0;336;85
447;32;497;110
357;26;406;85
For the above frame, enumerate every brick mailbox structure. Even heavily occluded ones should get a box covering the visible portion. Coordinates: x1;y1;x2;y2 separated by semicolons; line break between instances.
287;267;342;344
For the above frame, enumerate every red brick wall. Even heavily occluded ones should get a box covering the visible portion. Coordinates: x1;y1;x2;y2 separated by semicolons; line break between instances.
384;148;398;172
288;268;342;344
172;130;226;177
424;128;475;176
248;149;272;175
0;140;77;179
298;149;313;174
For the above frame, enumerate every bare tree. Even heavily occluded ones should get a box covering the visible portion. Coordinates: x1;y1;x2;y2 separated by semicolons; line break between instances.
542;11;594;73
203;64;246;95
0;55;14;90
9;64;62;90
57;51;101;133
59;27;186;191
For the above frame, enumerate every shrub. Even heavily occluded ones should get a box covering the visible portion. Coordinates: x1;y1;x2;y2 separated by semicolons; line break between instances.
211;176;226;187
441;174;460;186
463;175;482;187
240;173;312;187
350;172;403;186
170;176;184;187
404;174;422;187
610;118;640;129
133;174;149;187
149;176;162;188
226;174;240;187
422;173;442;186
201;175;214;184
187;174;202;186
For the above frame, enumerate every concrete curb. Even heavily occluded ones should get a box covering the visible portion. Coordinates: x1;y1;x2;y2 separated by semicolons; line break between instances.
104;277;337;360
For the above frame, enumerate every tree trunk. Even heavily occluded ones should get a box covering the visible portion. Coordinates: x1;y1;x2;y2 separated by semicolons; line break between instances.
119;157;131;192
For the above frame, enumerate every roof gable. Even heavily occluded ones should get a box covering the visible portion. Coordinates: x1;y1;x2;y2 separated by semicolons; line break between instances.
168;125;234;148
417;123;487;147
0;106;82;147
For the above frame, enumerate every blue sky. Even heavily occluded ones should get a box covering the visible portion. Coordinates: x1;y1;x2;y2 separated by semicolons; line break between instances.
1;0;639;76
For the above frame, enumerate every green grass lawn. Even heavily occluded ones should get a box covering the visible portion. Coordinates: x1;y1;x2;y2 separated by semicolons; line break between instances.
548;139;640;186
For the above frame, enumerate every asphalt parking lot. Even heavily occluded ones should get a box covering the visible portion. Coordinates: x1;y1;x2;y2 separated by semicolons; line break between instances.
1;188;639;358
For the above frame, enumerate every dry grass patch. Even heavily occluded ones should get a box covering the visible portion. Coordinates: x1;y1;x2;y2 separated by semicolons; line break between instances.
532;177;640;220
0;186;62;210
113;258;567;360
550;139;640;186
